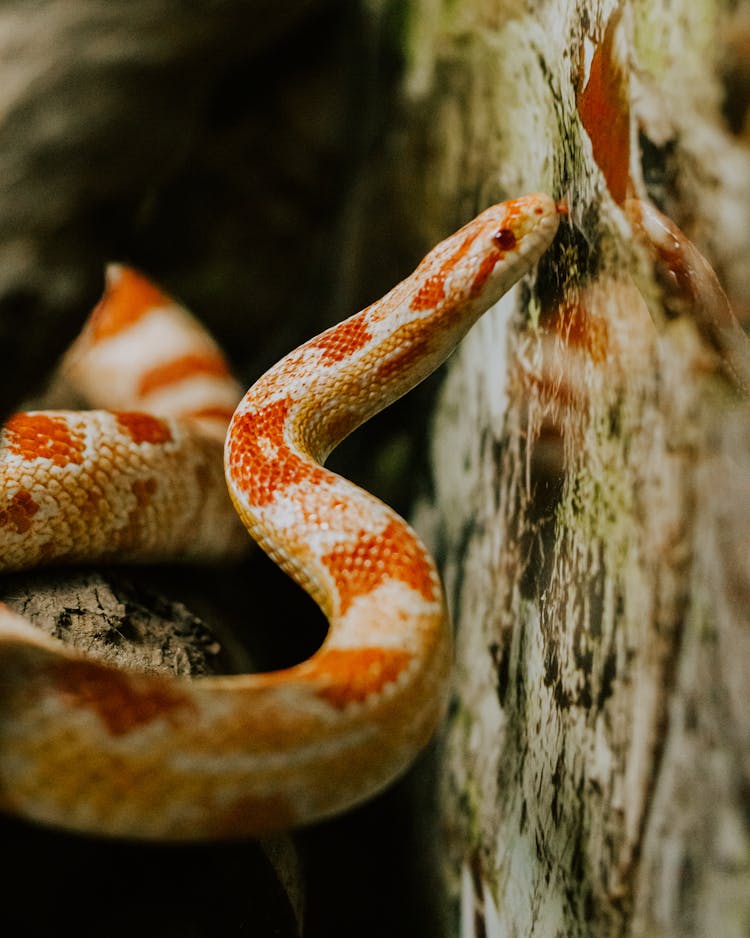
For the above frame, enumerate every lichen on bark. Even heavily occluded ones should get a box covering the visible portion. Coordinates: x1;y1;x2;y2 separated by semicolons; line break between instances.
390;0;750;934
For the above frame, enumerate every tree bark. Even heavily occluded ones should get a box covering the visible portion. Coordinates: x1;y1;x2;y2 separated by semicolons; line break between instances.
372;1;750;934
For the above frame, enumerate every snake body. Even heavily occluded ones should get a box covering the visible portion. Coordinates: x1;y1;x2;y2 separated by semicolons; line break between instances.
0;194;561;839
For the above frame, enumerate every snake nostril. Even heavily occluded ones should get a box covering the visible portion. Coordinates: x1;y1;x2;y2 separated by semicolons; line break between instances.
493;228;516;251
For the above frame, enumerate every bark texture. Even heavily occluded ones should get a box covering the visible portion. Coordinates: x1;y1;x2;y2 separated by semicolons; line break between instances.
380;1;750;934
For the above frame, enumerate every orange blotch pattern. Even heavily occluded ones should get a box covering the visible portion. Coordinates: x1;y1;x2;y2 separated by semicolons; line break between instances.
321;519;437;615
4;413;85;467
410;274;447;311
229;399;328;506
577;11;631;205
469;246;506;299
183;406;237;422
310;647;413;708
0;489;39;533
138;353;231;397
375;326;433;383
410;217;500;313
409;228;480;312
90;267;173;341
115;412;173;446
51;660;195;737
308;316;373;365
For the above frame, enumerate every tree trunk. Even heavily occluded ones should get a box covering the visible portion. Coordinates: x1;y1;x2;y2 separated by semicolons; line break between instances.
373;1;750;934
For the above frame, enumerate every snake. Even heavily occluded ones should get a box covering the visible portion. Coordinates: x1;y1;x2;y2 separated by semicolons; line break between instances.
0;193;563;839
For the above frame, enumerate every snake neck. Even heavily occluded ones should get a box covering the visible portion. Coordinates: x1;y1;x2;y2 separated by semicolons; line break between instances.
233;194;561;463
225;194;561;619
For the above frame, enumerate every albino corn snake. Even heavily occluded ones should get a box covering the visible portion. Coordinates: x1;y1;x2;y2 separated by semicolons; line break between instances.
0;194;563;839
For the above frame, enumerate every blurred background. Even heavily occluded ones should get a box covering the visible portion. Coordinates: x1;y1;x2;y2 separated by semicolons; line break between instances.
0;2;445;935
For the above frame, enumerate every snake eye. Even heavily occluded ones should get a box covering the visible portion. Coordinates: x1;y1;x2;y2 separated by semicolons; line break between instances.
493;228;516;251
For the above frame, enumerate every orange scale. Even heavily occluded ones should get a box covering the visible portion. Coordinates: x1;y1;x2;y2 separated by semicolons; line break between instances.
375;329;433;383
0;489;40;534
50;659;196;737
115;412;173;446
4;414;86;467
410;227;488;314
229;402;331;507
321;520;438;615
89;266;173;342
307;647;413;708
308;317;373;365
410;275;446;312
138;353;231;397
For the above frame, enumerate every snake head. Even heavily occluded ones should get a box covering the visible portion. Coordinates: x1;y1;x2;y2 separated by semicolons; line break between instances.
410;193;564;319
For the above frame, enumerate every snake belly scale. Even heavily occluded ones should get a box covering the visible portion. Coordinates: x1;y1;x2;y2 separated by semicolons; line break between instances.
0;194;562;839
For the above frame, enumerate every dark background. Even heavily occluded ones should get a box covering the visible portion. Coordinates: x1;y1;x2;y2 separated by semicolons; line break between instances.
0;2;445;934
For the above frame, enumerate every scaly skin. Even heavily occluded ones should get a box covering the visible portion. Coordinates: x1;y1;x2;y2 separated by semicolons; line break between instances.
0;194;562;839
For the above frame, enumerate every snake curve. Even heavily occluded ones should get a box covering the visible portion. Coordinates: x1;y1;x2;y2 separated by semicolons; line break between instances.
0;194;562;839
